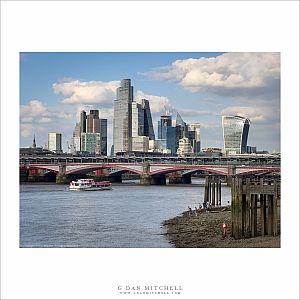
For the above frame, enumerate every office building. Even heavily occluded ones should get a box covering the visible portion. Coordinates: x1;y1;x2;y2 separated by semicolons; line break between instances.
177;137;193;157
76;109;107;155
81;133;101;154
141;99;155;140
157;114;177;154
187;123;201;154
80;110;87;133
222;115;250;155
72;123;81;153
132;136;149;152
48;132;62;153
99;119;107;155
132;102;144;137
113;79;133;154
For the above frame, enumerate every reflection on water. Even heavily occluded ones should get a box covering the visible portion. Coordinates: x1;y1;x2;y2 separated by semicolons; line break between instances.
20;179;231;248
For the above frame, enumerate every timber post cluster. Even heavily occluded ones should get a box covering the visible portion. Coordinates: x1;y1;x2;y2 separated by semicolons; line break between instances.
204;175;222;206
231;176;280;239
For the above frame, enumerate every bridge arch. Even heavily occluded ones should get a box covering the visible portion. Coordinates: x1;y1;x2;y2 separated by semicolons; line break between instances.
150;165;228;176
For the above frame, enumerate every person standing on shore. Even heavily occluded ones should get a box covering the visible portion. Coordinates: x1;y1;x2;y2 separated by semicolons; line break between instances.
188;206;192;217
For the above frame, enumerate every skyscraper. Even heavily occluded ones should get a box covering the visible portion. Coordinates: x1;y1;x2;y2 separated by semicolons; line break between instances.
157;114;176;154
187;123;201;154
141;99;155;140
222;115;250;155
48;132;62;153
87;109;100;133
131;102;144;137
72;123;81;153
80;110;87;133
113;79;133;154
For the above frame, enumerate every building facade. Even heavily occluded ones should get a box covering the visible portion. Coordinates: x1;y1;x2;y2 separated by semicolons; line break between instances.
48;132;62;153
222;115;250;155
187;123;201;154
157;115;177;154
141;99;155;140
177;137;193;157
81;133;101;154
113;79;133;154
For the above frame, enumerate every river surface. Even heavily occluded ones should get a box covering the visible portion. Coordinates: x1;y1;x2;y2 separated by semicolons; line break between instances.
20;179;231;248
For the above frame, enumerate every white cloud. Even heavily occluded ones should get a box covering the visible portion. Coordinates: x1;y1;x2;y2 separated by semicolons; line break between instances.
53;80;120;105
220;105;279;123
20;124;33;138
135;90;171;114
145;53;280;98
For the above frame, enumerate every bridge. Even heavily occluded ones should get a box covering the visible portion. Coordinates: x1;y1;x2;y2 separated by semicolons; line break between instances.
20;160;280;185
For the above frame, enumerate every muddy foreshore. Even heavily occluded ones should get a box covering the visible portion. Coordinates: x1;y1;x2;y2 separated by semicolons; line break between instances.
162;207;280;248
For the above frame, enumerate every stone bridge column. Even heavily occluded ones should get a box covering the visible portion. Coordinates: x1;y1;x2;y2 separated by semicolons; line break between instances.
140;162;166;185
56;163;69;184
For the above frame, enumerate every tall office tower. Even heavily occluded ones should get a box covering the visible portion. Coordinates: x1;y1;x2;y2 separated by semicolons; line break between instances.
87;109;100;133
81;133;101;154
157;114;176;154
222;115;250;155
141;99;155;140
113;79;133;154
80;110;87;133
131;102;144;137
187;123;201;154
48;132;62;153
158;115;172;139
72;123;81;153
99;119;107;155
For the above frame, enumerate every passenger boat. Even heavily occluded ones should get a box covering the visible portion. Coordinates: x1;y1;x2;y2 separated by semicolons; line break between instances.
69;179;112;191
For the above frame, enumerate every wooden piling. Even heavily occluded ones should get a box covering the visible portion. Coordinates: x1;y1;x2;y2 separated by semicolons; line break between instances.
212;176;215;206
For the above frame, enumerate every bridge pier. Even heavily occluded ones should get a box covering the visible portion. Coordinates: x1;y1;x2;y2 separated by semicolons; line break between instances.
140;174;166;185
231;176;280;239
56;164;69;184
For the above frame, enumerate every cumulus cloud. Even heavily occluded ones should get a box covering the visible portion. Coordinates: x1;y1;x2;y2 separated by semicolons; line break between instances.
53;80;120;105
135;90;171;114
220;105;279;124
145;53;280;98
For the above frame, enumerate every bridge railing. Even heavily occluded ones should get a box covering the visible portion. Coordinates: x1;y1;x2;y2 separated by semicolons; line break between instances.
19;155;280;167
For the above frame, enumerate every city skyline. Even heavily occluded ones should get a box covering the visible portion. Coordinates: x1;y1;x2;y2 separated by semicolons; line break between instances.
20;52;280;152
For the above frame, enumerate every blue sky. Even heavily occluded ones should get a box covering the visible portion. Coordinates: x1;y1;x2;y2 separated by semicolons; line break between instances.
20;52;280;152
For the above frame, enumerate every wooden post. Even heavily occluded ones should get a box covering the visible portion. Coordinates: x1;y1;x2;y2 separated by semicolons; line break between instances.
267;195;274;236
260;194;267;236
212;176;215;206
204;176;209;203
215;178;219;206
231;176;237;238
250;194;258;237
208;177;211;204
218;178;222;206
232;176;243;239
244;177;251;238
273;180;279;236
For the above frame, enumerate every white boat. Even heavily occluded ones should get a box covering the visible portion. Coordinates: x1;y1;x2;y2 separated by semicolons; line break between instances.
69;179;112;191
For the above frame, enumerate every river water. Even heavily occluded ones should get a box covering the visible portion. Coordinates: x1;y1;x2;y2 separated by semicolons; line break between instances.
20;179;231;248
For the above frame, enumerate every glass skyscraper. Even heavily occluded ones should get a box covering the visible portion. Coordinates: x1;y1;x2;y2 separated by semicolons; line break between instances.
158;115;176;154
141;99;155;140
222;115;250;155
113;79;133;154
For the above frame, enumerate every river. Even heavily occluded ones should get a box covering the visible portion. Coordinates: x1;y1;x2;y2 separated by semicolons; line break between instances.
20;179;231;248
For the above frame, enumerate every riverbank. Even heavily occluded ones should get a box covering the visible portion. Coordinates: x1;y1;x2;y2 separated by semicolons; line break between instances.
162;207;280;248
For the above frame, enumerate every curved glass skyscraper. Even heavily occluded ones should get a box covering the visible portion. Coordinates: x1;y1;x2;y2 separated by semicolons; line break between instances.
222;116;250;155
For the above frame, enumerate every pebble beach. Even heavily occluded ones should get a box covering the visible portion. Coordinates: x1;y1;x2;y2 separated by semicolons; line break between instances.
162;207;280;248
